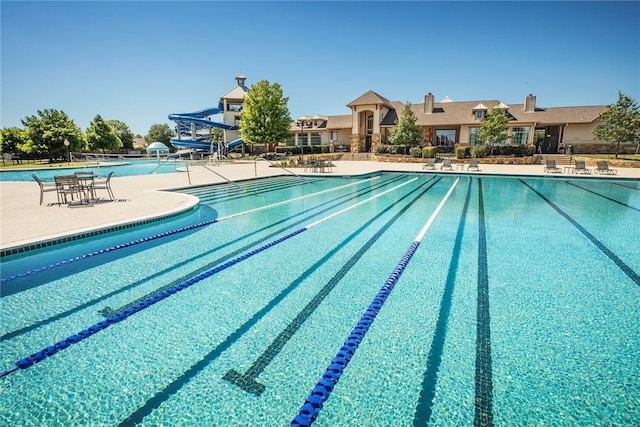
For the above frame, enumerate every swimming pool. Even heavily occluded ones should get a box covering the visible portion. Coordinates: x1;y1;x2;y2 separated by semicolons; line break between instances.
1;173;638;426
0;160;187;182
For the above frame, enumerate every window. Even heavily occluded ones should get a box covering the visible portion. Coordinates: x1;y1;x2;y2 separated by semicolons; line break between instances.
298;133;308;146
227;103;242;112
366;114;373;134
331;130;338;143
310;132;322;145
510;127;530;145
435;129;456;146
285;134;296;146
469;127;480;146
475;110;484;120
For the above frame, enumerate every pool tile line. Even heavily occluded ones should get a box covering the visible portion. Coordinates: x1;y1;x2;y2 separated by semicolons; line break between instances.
413;178;473;425
519;179;640;287
0;218;218;285
223;177;443;396
0;208;196;259
474;178;494;427
290;178;460;426
564;181;640;213
116;177;440;426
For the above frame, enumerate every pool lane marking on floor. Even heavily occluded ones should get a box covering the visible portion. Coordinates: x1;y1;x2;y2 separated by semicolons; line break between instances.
1;176;408;341
222;177;441;396
474;178;494;427
0;176;379;286
413;178;472;425
290;177;460;426
564;181;640;213
520;179;640;286
0;177;417;379
118;177;443;426
98;175;406;317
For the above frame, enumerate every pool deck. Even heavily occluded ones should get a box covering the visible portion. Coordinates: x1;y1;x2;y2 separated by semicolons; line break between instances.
1;160;638;252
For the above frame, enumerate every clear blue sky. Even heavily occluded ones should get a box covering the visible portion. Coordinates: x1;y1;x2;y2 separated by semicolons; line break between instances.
2;1;639;136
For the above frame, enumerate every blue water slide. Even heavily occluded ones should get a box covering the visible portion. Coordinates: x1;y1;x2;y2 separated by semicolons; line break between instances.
168;102;242;150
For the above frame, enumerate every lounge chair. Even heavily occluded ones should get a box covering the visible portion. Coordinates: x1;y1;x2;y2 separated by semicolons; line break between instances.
468;158;480;171
423;158;436;170
32;174;58;205
91;171;115;200
595;161;617;175
574;160;591;174
544;159;561;173
441;158;453;170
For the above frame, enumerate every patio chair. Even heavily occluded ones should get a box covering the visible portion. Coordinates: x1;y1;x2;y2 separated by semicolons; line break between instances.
544;159;561;173
468;158;480;171
441;158;453;171
91;171;115;200
595;161;617;175
32;174;59;205
423;158;436;170
54;175;84;205
574;160;592;174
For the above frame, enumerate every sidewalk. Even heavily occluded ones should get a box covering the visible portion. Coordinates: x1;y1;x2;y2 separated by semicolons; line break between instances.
1;160;638;252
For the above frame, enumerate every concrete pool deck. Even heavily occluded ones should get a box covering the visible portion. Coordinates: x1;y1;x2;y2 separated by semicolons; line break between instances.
1;160;638;252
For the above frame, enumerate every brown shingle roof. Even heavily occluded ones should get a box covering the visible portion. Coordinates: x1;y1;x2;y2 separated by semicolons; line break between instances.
347;90;394;108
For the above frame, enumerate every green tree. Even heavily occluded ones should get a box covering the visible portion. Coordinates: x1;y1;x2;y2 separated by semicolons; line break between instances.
106;119;135;150
0;127;27;155
388;102;422;146
21;109;85;161
592;92;640;158
476;107;510;155
86;115;122;153
145;123;175;146
238;80;291;152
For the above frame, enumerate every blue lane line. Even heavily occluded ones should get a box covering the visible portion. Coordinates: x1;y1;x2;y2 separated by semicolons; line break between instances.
290;242;421;426
0;227;306;379
290;178;459;426
0;219;218;284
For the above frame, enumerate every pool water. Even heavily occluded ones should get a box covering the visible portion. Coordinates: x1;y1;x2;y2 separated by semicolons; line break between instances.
1;173;638;426
0;160;186;182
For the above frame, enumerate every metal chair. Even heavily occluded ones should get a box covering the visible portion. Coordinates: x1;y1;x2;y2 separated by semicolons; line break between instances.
54;175;83;205
91;171;115;200
32;174;58;205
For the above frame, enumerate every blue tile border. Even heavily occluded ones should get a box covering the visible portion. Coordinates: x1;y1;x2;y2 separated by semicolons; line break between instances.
0;207;197;259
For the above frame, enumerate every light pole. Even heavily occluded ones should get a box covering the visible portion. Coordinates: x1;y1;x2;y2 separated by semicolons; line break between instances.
64;139;70;164
296;117;310;164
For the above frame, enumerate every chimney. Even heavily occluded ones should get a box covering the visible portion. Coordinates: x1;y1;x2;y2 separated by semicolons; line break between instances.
424;93;434;114
524;94;536;112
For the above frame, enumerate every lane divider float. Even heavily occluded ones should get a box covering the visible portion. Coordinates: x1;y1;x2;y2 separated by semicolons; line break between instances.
290;177;460;426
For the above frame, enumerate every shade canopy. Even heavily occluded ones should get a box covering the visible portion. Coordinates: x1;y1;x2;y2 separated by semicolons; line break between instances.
146;142;170;154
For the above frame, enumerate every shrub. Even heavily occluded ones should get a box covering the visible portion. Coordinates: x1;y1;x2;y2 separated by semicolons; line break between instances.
471;145;489;158
422;146;437;158
455;146;469;159
409;147;423;158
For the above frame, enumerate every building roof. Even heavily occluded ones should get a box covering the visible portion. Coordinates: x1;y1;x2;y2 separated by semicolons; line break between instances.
221;84;248;100
290;90;608;131
347;90;394;109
